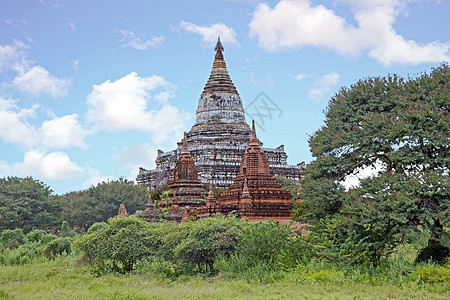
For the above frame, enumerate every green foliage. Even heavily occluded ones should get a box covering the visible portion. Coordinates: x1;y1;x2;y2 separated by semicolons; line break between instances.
165;216;239;273
0;242;41;265
300;64;450;266
410;264;450;284
86;222;109;235
0;228;27;249
25;229;48;243
416;244;450;264
0;177;60;232
60;221;76;238
237;221;290;265
43;237;72;259
215;221;293;281
74;217;157;272
60;178;148;230
274;176;298;198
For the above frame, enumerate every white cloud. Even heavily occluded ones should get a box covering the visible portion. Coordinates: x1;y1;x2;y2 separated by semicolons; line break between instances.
0;98;39;149
0;40;71;97
249;0;450;66
176;21;239;46
113;143;157;181
13;65;70;98
40;114;89;149
86;72;191;141
0;150;84;180
307;71;341;102
69;20;76;33
0;97;89;151
0;39;29;71
116;29;164;50
249;72;275;87
71;59;80;72
83;167;114;188
294;73;307;81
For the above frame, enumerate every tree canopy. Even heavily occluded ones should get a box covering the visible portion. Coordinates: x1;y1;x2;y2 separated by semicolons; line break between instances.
0;177;60;232
60;178;147;230
298;64;449;263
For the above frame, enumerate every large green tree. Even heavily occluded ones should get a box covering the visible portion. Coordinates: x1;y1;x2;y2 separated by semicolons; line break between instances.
0;177;60;232
60;178;147;230
298;64;449;263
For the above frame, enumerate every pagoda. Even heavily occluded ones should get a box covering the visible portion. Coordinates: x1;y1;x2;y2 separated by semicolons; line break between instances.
196;121;294;223
137;38;303;190
145;133;206;222
167;132;206;207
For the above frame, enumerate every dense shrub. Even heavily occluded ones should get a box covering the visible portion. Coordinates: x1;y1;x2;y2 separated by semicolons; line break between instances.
416;244;449;264
26;229;48;243
215;221;292;280
409;264;450;284
0;228;27;249
60;221;76;238
87;222;109;235
43;237;72;259
165;216;239;273
73;217;158;272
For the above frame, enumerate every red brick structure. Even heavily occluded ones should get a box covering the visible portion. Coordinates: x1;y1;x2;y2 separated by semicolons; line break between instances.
117;203;128;217
167;132;206;207
196;121;294;223
145;133;206;222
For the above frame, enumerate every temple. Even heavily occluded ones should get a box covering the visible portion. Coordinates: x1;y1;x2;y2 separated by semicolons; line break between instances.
144;133;206;222
196;121;294;223
137;38;303;190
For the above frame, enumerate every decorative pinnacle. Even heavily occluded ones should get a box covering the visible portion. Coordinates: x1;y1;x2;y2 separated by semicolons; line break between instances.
215;37;224;53
250;120;257;142
242;178;250;197
180;132;190;155
208;183;214;199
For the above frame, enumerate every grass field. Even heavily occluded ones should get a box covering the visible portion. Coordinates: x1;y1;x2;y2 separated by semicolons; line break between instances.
0;256;448;300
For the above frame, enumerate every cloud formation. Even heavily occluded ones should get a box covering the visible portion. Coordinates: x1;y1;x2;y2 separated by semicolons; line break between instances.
176;21;238;46
307;71;341;102
13;65;70;98
0;150;84;180
249;0;450;66
116;29;164;50
0;40;71;98
86;72;191;143
0;97;89;151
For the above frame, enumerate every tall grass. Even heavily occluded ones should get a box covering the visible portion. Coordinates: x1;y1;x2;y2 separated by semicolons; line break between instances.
0;255;448;299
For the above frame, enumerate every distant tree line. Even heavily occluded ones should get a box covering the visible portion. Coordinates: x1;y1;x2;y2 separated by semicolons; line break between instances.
0;177;148;233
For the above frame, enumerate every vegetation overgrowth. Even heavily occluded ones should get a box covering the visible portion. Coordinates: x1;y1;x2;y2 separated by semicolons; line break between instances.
0;64;448;298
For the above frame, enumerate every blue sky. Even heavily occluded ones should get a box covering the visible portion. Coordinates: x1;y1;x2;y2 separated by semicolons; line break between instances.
0;0;448;194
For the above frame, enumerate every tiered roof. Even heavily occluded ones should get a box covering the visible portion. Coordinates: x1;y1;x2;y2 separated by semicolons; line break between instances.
197;121;294;223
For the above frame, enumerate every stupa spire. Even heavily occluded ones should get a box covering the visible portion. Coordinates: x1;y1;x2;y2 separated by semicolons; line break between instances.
250;120;258;143
208;183;214;199
180;132;190;155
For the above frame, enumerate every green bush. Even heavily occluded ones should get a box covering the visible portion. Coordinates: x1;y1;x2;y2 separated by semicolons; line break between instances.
410;264;450;284
73;217;158;272
0;242;41;265
0;228;27;249
26;229;48;243
416;244;449;264
40;234;57;245
215;220;291;280
43;237;72;259
167;216;239;274
236;221;290;265
87;222;109;235
60;221;76;238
